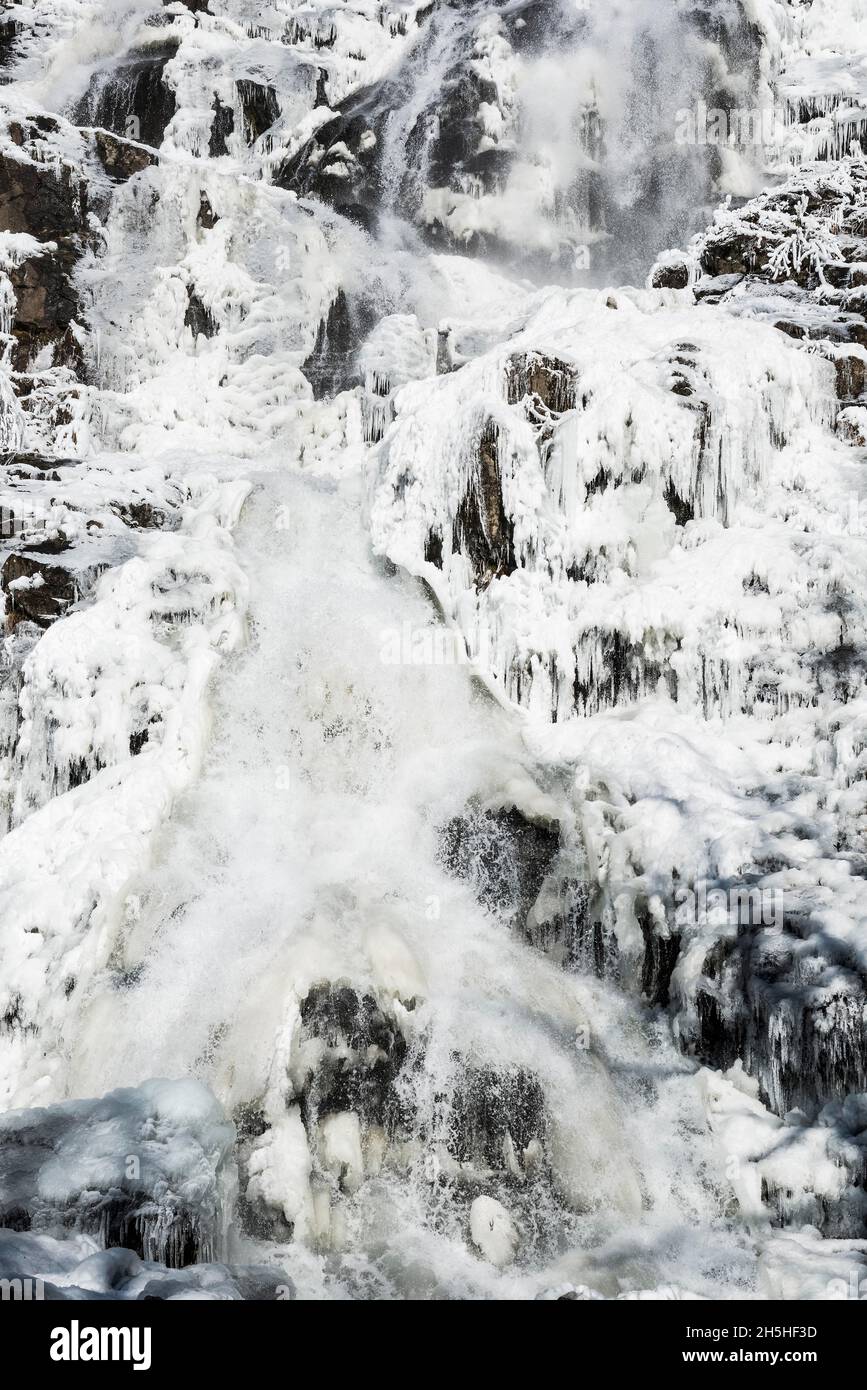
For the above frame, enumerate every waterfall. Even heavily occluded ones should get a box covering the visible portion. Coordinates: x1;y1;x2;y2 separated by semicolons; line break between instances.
0;0;865;1303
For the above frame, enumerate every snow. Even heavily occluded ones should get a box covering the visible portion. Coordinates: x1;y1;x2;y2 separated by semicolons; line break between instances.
469;1193;519;1266
1;0;866;1301
0;1227;293;1299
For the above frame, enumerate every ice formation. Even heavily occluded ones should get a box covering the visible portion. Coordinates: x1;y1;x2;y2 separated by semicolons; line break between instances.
0;0;865;1301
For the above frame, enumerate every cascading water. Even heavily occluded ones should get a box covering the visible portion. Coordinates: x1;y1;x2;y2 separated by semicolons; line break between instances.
1;0;866;1303
280;0;755;283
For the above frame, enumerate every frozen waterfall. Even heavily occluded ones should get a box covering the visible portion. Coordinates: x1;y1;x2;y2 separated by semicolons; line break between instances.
0;0;866;1306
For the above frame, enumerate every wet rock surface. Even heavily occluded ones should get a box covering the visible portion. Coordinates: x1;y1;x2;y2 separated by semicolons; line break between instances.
440;803;560;931
296;983;412;1134
74;49;178;150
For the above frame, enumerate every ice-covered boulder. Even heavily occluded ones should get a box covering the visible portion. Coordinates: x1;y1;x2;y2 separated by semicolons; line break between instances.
0;1080;234;1269
0;1228;293;1300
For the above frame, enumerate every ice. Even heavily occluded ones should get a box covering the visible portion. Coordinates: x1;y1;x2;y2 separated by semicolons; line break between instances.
0;1079;233;1268
1;0;867;1301
469;1194;519;1266
0;1228;293;1299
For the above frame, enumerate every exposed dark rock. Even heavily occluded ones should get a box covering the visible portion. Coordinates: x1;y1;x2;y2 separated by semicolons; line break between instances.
4;249;82;371
236;80;280;144
699;229;767;280
74;50;178;149
452;423;516;588
0;15;22;69
664;479;695;526
447;1065;547;1171
524;873;609;973
506;353;576;415
208;98;234;157
436;329;453;376
277;10;516;243
0;124;91;372
0;452;79;476
2;551;80;629
828;348;867;402
92;129;158;181
651;259;691;290
278;98;382;229
416;63;505;204
184;288;217;340
114;499;173;530
424;530;443;568
638;906;681;1007
774;319;806;340
302;289;376;399
573;629;677;714
836;407;867;446
440;804;560;930
0;142;86;242
686;925;867;1117
197;192;219;229
296;983;412;1134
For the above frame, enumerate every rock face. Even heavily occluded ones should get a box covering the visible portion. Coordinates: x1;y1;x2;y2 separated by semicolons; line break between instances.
236;80;280;145
0;15;22;69
184;289;216;341
279;0;761;277
92;130;158;182
238;975;561;1252
452;424;516;588
208;99;235;157
302;290;376;400
685;924;867;1117
0;119;91;374
74;48;178;149
650;258;692;290
0;1082;234;1269
296;983;412;1135
440;804;560;930
448;1064;546;1172
2;548;80;630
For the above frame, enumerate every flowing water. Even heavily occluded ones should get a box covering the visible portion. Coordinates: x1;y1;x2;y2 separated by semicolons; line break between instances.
2;0;852;1300
61;469;753;1297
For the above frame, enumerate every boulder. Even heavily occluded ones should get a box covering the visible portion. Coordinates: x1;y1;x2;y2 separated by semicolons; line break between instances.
0;1081;234;1270
0;124;91;371
2;548;78;629
92;129;158;181
650;257;692;290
